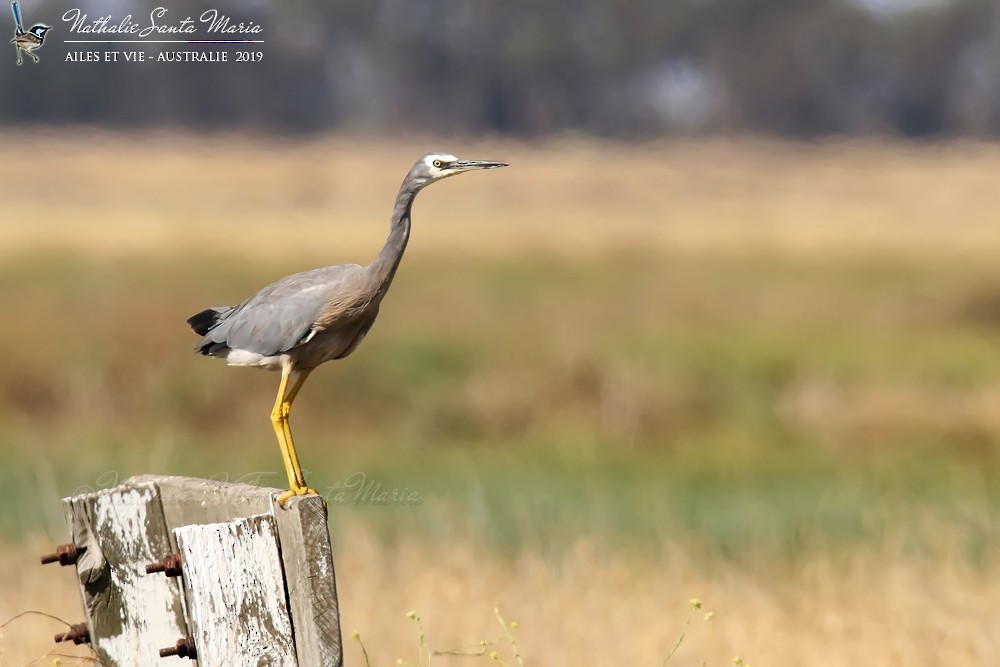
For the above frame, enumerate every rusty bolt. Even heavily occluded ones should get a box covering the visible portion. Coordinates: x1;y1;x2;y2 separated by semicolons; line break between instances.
159;637;197;659
40;543;86;566
145;553;183;577
54;623;90;645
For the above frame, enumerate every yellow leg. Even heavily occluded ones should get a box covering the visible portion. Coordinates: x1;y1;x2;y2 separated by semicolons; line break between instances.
270;365;298;490
281;369;312;488
271;365;319;506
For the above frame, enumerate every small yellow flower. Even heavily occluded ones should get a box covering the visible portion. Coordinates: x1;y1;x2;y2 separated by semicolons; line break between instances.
510;620;519;630
704;611;714;621
733;657;744;665
490;651;500;660
52;660;63;667
351;630;360;640
689;598;703;609
405;610;417;620
480;639;490;647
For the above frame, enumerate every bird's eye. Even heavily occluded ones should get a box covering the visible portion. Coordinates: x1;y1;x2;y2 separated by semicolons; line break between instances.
432;160;443;168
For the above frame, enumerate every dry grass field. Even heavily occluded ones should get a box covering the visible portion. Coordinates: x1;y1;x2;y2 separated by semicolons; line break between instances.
3;526;999;667
1;132;999;263
1;133;999;665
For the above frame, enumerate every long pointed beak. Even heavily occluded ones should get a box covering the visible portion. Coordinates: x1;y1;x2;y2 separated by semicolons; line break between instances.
452;160;508;170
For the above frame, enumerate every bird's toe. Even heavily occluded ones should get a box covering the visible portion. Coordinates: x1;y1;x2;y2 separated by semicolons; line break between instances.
276;485;322;507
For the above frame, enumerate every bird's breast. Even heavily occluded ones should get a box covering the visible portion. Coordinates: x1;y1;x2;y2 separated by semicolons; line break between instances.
289;316;376;368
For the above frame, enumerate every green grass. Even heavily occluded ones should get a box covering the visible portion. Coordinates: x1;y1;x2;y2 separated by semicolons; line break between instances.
1;252;998;560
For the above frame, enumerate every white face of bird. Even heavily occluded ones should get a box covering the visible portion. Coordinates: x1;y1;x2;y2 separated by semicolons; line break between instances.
423;153;460;178
419;152;508;182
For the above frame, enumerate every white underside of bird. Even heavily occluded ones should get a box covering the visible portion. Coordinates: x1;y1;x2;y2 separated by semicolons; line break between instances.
224;349;288;370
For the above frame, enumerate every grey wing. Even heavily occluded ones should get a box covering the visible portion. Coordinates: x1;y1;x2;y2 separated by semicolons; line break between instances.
194;264;366;357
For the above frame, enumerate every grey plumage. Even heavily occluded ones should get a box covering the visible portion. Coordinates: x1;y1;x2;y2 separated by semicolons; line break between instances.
191;264;369;363
186;152;507;501
190;154;506;371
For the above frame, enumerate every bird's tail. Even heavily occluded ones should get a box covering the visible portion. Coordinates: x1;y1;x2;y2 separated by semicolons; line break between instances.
11;2;23;35
186;306;233;335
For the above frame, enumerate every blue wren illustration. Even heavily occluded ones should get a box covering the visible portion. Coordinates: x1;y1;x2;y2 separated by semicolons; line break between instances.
10;1;49;65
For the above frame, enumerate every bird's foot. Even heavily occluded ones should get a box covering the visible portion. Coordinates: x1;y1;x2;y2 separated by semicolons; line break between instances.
276;485;322;507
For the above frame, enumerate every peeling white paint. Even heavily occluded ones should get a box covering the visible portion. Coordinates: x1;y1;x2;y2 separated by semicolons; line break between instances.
176;514;296;667
87;485;187;664
64;478;339;666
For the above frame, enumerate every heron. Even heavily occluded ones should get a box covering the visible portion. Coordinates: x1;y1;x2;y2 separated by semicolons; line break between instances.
187;153;508;505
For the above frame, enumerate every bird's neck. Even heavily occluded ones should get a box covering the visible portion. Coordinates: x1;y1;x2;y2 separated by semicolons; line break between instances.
367;182;419;295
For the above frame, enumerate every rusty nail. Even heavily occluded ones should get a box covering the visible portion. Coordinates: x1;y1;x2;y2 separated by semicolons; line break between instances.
159;637;197;659
145;553;183;577
40;543;86;566
54;622;90;645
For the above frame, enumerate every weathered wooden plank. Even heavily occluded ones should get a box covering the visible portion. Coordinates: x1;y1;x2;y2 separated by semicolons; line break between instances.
175;514;296;667
62;483;188;667
274;495;344;667
60;476;343;665
128;474;276;533
128;475;343;666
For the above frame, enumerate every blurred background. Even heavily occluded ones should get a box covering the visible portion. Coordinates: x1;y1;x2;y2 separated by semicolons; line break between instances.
3;0;1000;137
1;1;999;666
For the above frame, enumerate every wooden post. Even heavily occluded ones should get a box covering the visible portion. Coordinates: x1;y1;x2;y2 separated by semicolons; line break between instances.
58;475;343;667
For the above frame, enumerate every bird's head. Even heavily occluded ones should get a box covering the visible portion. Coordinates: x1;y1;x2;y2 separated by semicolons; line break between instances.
29;24;51;39
407;152;508;189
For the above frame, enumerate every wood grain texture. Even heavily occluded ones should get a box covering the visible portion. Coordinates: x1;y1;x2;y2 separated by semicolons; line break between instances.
175;514;296;666
275;495;344;667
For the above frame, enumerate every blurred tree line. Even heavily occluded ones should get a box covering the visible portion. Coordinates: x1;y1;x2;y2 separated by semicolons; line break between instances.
1;0;997;137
